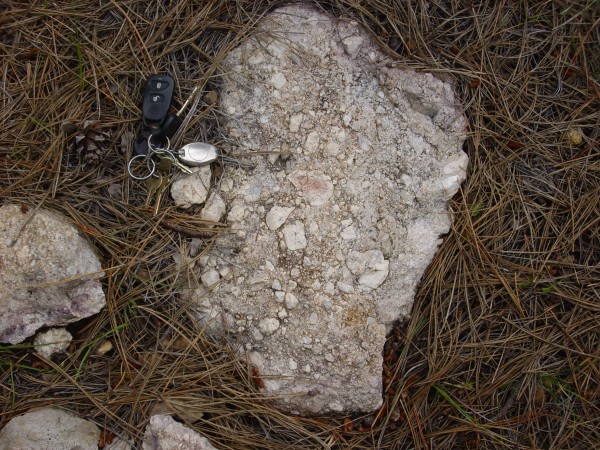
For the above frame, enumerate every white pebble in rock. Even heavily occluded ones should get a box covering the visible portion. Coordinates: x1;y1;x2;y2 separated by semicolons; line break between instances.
258;318;280;336
266;205;295;230
336;281;354;294
282;221;307;250
284;293;299;309
200;192;226;222
201;269;220;288
142;414;218;450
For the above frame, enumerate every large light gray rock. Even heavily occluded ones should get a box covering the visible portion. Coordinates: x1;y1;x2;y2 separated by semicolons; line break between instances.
192;5;467;414
142;414;218;450
0;205;105;344
0;407;101;450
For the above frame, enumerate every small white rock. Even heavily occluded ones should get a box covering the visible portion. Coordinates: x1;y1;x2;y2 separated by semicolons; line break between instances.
227;203;247;223
289;113;304;132
170;166;212;208
340;225;357;240
201;269;220;288
358;262;390;289
282;221;307;250
200;192;226;222
33;328;72;359
258;317;280;336
284;292;299;309
272;279;282;290
266;206;295;230
252;328;264;341
336;281;354;293
270;72;287;89
289;358;298;370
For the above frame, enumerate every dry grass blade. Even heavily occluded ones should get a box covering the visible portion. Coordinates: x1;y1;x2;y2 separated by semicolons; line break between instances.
1;0;598;449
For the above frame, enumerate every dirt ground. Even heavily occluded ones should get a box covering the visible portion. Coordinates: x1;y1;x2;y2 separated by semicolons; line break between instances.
1;1;598;449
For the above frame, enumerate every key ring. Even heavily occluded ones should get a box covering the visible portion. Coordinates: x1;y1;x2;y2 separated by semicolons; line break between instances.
148;134;170;154
128;154;156;180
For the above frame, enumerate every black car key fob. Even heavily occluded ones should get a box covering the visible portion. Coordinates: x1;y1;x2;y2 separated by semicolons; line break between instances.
134;74;175;156
142;74;175;131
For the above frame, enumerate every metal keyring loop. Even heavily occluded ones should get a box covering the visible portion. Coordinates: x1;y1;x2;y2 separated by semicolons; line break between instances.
148;134;170;153
128;154;156;181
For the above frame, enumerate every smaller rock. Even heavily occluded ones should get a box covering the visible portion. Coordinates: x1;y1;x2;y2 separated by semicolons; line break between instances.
342;35;364;58
563;128;584;145
336;281;354;293
142;414;218;450
441;151;468;199
227;202;247;223
288;170;334;206
95;339;113;356
0;407;100;450
201;269;220;288
200;193;226;222
266;205;295;230
289;113;303;132
170;166;212;208
340;225;357;240
282;221;307;250
285;293;299;309
258;318;280;336
33;328;72;359
358;262;390;289
346;249;386;276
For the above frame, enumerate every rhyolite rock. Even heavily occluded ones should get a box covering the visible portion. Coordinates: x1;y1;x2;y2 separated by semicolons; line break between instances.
0;205;105;344
0;407;101;450
189;4;468;414
142;415;218;450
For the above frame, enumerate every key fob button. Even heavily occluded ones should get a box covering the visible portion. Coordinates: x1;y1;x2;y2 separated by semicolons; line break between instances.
150;80;169;91
149;94;164;103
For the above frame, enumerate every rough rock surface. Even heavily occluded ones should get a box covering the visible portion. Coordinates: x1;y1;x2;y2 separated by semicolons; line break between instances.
171;166;212;208
0;205;106;344
33;327;72;358
142;414;218;450
0;407;101;450
192;5;467;413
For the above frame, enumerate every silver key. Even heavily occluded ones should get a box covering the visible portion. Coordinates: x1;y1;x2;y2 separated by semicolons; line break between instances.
177;142;218;166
